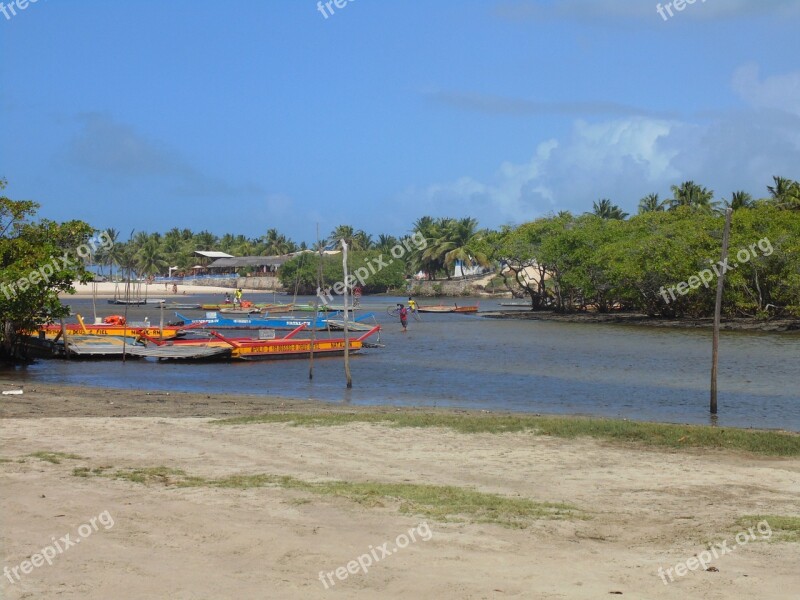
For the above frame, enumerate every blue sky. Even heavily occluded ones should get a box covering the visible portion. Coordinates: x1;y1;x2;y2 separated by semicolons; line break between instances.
2;0;799;244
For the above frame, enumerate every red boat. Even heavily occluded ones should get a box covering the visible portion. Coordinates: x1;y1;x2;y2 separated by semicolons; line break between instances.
141;324;380;361
417;303;478;314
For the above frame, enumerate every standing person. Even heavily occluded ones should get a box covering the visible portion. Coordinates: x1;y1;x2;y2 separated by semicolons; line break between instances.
234;288;243;306
407;296;417;314
398;303;408;332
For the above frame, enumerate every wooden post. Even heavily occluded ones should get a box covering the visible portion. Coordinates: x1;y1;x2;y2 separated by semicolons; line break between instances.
310;224;323;380
711;208;733;414
159;301;164;341
60;318;70;359
342;240;352;389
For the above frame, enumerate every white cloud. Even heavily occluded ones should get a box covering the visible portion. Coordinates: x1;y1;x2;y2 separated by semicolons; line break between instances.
732;63;800;116
407;66;800;225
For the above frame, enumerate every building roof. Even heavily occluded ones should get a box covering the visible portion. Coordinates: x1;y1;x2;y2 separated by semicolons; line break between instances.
208;256;292;269
194;250;234;259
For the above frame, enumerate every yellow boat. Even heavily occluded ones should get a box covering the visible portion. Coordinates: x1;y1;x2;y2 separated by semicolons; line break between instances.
39;314;188;340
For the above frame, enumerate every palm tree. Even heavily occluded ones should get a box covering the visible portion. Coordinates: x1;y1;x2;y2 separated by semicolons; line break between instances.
417;217;490;279
638;193;664;214
353;230;373;251
329;225;368;250
376;234;398;253
724;190;755;211
592;199;628;220
667;181;717;211
135;239;167;277
767;176;800;210
193;230;217;250
94;228;121;277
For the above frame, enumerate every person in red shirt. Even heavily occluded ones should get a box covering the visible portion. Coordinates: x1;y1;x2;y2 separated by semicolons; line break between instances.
398;303;408;332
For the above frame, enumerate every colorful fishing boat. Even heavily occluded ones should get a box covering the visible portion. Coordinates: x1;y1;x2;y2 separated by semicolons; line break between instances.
174;311;333;330
417;303;479;314
40;314;196;340
142;324;380;361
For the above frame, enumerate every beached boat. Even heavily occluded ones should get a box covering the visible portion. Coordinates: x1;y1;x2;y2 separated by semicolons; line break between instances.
174;311;333;330
142;324;380;361
164;303;203;310
218;307;262;315
107;298;165;305
417;303;479;314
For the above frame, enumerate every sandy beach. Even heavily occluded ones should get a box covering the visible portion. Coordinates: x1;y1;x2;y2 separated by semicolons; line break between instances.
63;281;263;298
1;382;798;599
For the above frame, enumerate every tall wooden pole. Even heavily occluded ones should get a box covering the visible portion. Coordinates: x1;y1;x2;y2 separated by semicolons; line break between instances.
711;208;733;414
309;224;321;380
342;240;352;388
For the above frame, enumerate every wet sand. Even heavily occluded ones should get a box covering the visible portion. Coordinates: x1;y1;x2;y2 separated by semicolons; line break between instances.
1;381;798;599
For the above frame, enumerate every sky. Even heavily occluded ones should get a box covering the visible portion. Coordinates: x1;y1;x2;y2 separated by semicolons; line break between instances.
2;0;799;245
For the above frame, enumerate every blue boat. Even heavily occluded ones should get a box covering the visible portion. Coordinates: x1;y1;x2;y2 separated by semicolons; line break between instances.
174;312;332;330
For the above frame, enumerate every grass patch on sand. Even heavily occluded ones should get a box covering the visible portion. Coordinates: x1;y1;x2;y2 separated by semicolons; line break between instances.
27;451;83;464
213;413;800;457
736;515;800;543
0;457;12;463
74;466;579;528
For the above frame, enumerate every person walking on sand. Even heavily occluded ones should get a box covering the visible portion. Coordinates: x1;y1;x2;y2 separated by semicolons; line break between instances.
398;303;408;332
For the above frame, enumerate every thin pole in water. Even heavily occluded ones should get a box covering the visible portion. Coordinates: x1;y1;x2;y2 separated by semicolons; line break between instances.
711;207;733;415
310;224;321;381
342;239;352;389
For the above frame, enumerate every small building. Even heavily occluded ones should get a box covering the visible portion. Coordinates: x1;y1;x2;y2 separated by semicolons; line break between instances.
207;256;292;276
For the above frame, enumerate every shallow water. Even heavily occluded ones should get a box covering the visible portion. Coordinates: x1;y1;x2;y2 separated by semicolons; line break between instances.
8;295;800;430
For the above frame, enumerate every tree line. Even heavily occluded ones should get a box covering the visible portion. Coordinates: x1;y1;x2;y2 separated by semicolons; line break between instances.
1;175;799;358
491;177;800;318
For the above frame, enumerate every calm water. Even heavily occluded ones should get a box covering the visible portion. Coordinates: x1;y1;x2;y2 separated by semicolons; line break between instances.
7;295;800;430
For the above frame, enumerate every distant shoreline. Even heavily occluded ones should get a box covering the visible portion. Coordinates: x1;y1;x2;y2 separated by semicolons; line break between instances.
481;310;800;332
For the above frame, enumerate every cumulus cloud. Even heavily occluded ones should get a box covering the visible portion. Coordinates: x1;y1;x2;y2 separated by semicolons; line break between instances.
407;65;800;226
732;63;800;116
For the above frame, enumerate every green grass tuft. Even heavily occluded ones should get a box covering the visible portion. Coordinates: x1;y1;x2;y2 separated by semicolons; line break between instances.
75;466;581;528
27;451;83;464
213;413;800;457
736;515;800;543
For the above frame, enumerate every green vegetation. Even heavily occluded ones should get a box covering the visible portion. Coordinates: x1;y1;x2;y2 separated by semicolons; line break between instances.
76;466;579;527
27;451;83;464
736;515;800;543
279;250;407;295
0;179;95;358
215;412;800;456
499;192;800;317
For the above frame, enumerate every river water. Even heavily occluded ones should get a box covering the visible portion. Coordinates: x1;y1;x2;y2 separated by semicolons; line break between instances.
8;295;800;431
